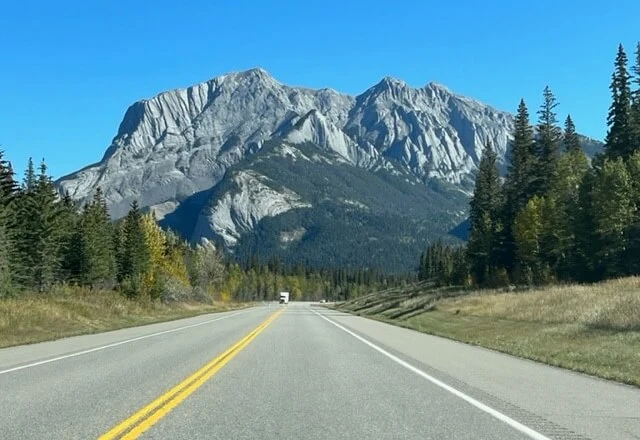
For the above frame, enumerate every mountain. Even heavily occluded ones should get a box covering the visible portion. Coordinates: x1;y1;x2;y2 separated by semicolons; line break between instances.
57;69;602;270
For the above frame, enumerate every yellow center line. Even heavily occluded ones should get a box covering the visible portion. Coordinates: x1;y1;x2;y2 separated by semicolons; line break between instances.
98;308;284;440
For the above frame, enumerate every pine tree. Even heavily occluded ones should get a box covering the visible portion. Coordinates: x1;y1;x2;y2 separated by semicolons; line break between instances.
119;201;150;296
15;160;62;290
541;148;589;279
605;45;633;159
590;157;635;278
0;152;17;296
503;99;536;271
631;42;640;151
0;151;18;206
467;140;503;285
563;115;582;153
77;188;116;288
536;86;562;195
57;191;79;282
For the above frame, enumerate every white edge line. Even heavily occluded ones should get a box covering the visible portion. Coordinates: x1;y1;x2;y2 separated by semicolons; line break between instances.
310;307;551;440
0;308;255;375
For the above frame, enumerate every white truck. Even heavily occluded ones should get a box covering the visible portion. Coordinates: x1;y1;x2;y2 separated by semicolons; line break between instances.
279;291;290;304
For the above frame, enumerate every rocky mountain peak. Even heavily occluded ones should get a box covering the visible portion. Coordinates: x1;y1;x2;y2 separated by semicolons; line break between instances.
57;68;602;265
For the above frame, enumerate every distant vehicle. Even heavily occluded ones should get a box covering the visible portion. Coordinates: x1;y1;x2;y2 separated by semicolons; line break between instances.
279;292;290;304
319;299;326;304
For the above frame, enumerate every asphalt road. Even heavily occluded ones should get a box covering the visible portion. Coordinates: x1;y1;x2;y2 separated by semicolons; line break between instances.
1;303;638;439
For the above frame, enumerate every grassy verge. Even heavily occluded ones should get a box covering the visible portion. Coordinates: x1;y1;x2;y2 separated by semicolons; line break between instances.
336;278;640;387
0;286;250;349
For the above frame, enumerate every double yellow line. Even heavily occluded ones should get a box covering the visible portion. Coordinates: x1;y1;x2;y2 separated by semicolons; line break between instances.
98;309;284;440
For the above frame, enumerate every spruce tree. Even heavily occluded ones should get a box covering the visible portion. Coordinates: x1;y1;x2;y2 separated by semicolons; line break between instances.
0;152;17;296
0;151;18;205
16;160;61;290
573;170;599;281
120;201;150;296
536;86;562;195
467;140;503;285
57;191;79;283
631;42;640;150
563;115;582;153
590;158;635;278
503;99;536;271
22;157;36;191
540;148;589;279
605;45;633;159
78;188;116;288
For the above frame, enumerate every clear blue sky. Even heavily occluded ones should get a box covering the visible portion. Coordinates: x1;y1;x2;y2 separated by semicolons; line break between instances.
1;0;639;179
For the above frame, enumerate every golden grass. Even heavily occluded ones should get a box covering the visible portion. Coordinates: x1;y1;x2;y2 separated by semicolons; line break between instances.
342;277;640;386
438;277;640;331
0;286;248;349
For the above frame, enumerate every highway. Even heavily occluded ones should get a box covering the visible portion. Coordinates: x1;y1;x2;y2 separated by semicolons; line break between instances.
0;302;638;439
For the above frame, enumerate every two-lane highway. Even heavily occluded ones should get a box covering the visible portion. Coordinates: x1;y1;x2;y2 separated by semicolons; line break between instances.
1;303;639;439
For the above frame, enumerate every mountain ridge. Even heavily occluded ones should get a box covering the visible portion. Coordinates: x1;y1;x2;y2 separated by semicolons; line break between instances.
56;68;602;269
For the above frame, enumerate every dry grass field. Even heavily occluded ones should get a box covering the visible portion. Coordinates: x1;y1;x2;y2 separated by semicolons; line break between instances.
337;278;640;386
0;286;248;348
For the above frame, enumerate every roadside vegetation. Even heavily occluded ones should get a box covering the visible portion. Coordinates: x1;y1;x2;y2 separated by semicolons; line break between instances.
336;277;640;386
337;43;640;387
419;43;640;289
0;286;248;348
0;149;409;347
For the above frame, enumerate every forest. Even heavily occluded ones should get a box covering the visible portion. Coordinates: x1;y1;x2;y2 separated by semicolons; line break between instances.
0;158;408;302
420;43;640;287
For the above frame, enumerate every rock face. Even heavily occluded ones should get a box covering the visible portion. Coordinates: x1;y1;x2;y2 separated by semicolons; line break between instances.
192;170;311;248
57;68;601;269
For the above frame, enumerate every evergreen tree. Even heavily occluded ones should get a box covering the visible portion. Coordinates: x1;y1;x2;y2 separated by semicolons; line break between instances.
467;140;503;285
631;42;640;151
536;86;562;195
605;45;633;159
541;148;589;279
563;115;582;153
590;158;635;278
78;188;116;288
0;151;18;205
0;152;17;296
573;169;599;281
57;191;79;282
503;99;536;271
119;201;150;296
15;160;62;290
21;157;36;191
0;219;12;297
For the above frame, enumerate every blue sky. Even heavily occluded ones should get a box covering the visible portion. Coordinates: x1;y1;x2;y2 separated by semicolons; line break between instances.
1;0;639;179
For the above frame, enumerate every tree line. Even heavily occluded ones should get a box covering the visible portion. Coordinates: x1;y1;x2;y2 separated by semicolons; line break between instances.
419;43;640;287
0;157;228;300
0;157;409;301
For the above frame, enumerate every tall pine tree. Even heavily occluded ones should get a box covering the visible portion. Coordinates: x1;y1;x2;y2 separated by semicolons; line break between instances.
605;44;633;159
467;140;503;285
563;115;582;153
15;160;62;290
119;201;150;296
631;42;640;151
536;86;562;195
78;188;117;288
590;158;635;278
503;99;536;271
0;151;17;296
